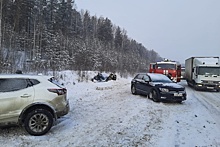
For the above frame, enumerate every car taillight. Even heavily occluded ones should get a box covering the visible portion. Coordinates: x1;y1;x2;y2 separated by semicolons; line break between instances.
48;88;67;95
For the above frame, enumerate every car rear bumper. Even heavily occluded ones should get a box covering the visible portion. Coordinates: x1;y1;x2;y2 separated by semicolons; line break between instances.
56;100;70;118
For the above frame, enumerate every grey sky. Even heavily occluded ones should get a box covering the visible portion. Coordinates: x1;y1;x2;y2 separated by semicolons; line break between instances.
75;0;220;64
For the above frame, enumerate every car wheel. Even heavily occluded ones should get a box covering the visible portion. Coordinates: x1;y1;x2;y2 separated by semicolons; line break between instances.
24;109;54;136
131;85;137;95
149;90;159;102
177;101;182;104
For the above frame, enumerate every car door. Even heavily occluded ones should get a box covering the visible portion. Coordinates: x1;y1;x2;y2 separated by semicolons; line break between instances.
138;75;151;95
133;74;144;93
0;78;34;123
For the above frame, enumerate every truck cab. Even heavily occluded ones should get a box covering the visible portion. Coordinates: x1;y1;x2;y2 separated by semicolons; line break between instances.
193;65;220;91
185;57;220;91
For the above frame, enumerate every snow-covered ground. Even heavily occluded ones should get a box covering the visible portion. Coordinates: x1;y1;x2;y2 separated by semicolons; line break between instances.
1;71;220;147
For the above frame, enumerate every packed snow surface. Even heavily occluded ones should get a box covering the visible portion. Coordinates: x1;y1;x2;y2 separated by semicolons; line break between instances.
1;71;220;147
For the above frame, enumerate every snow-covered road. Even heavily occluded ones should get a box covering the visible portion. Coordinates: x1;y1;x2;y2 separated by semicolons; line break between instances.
1;78;220;147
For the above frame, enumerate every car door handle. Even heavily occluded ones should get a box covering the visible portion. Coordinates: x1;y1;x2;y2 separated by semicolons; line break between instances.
21;94;31;98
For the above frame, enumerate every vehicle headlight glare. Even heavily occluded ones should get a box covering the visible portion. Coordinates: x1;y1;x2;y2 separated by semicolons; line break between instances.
159;88;169;92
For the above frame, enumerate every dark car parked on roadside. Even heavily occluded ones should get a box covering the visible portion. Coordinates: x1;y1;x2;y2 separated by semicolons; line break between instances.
131;73;187;103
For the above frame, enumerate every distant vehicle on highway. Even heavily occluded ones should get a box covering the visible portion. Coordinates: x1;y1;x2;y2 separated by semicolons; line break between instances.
149;59;181;82
181;67;185;79
131;73;187;103
185;56;220;91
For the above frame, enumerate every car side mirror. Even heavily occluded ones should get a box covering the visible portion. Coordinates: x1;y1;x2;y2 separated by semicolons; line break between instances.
145;80;150;84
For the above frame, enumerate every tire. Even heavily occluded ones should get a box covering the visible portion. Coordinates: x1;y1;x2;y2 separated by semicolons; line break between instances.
148;90;160;102
193;84;198;91
23;109;54;136
187;81;191;87
131;85;137;95
177;101;182;104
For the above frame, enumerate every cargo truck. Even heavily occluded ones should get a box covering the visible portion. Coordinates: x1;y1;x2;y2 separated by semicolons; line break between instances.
185;57;220;91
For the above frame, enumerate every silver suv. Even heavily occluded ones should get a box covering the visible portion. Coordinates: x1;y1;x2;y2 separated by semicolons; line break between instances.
0;74;69;136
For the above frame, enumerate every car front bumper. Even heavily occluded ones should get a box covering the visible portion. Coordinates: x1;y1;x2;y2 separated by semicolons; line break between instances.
195;83;220;91
159;92;187;102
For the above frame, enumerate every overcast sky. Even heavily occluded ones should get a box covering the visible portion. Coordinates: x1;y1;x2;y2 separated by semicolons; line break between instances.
75;0;220;64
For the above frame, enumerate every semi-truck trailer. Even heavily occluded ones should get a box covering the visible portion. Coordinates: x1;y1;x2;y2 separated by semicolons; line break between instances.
185;57;220;91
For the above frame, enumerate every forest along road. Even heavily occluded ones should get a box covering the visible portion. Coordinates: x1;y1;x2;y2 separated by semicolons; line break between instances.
0;79;220;147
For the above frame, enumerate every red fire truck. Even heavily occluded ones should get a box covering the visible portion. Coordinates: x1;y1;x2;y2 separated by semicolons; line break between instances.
149;60;181;82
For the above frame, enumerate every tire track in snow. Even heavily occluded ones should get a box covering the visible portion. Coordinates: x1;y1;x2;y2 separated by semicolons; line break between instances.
191;91;220;128
157;81;220;147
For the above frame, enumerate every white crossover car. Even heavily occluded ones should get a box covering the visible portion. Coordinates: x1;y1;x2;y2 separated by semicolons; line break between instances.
0;74;69;136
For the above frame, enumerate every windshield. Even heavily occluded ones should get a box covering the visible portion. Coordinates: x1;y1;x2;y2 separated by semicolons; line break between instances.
198;67;220;76
149;74;173;83
157;63;176;70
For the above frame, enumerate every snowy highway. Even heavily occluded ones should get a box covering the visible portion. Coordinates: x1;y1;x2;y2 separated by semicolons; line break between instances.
0;77;220;147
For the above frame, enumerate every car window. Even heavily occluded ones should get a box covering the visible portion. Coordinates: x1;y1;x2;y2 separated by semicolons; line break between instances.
136;74;144;80
143;75;150;81
29;79;40;85
0;78;29;92
48;77;64;88
157;63;176;69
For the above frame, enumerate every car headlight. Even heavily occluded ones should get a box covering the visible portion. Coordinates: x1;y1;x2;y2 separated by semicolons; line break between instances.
159;88;169;92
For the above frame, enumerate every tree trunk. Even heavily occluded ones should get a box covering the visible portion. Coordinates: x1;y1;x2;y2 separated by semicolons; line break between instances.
0;0;2;65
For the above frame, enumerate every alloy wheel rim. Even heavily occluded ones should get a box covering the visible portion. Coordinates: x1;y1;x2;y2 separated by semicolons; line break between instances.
29;113;49;133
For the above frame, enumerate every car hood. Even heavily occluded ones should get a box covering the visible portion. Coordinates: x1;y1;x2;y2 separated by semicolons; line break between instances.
152;82;184;89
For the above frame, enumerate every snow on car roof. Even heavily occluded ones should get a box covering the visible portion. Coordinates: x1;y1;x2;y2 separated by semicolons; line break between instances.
0;74;54;80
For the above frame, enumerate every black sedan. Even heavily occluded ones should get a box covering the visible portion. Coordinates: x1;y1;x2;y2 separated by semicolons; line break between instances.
131;73;187;103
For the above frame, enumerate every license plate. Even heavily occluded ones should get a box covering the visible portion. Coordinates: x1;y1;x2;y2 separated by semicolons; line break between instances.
174;93;183;96
207;87;214;89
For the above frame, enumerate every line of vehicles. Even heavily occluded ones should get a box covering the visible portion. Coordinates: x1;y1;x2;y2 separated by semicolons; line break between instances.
130;56;220;105
148;56;220;92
